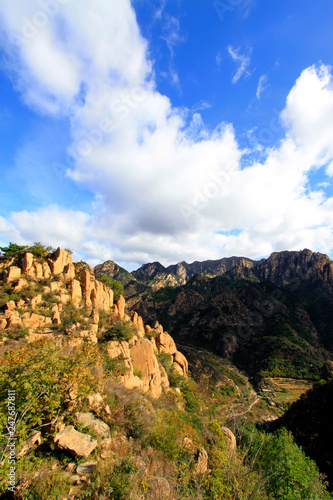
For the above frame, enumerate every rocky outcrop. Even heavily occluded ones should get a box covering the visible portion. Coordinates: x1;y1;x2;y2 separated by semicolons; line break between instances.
76;412;110;439
130;339;162;398
54;426;98;457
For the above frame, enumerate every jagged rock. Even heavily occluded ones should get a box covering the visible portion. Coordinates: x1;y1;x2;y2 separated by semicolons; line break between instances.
42;262;51;279
13;278;28;293
7;315;22;329
71;279;83;305
173;351;188;377
4;266;22;284
0;319;7;329
49;247;73;275
79;330;98;344
156;331;177;355
50;281;61;292
52;304;61;325
107;340;131;360
17;299;25;308
159;364;170;389
86;393;111;415
64;263;76;280
31;294;42;311
91;309;99;325
33;261;43;279
22;253;34;275
76;462;97;477
221;427;236;453
76;412;110;438
23;313;46;328
195;446;209;474
28;331;53;342
54;425;97;457
130;339;162;398
5;301;16;311
117;295;125;319
131;311;138;325
18;431;42;458
137;316;145;338
60;290;70;304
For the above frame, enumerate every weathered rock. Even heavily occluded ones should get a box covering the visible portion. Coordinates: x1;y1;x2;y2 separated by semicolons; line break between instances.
54;426;97;457
31;294;42;311
159;364;170;390
28;331;53;343
13;278;28;293
173;350;188;377
76;462;97;477
49;247;73;275
4;266;22;284
71;279;83;305
137;316;145;338
33;261;43;279
130;339;162;398
18;431;42;458
7;315;22;329
23;313;46;329
52;304;61;325
86;393;112;416
117;295;125;319
22;253;34;275
42;262;51;279
60;290;70;304
76;412;110;438
0;318;7;329
5;301;16;311
64;263;76;280
156;331;177;355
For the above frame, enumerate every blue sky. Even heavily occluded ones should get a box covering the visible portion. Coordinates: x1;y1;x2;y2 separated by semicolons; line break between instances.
0;0;333;268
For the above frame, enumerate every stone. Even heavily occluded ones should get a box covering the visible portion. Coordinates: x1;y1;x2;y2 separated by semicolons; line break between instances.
137;316;145;338
107;340;131;360
0;318;7;329
13;278;28;293
42;262;51;279
17;299;25;308
54;426;97;458
4;310;19;319
49;247;73;275
22;253;34;275
18;431;42;458
5;301;16;311
7;315;22;329
28;331;53;343
64;263;76;280
130;339;162;398
76;462;97;477
4;266;21;284
60;290;70;304
23;313;46;329
173;351;188;377
91;309;99;325
116;295;125;319
156;331;177;355
131;311;138;326
33;261;43;279
50;281;61;293
76;412;110;438
159;364;170;390
52;304;61;325
31;294;42;311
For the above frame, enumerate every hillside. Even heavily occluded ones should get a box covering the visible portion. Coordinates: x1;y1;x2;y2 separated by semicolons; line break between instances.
1;245;332;499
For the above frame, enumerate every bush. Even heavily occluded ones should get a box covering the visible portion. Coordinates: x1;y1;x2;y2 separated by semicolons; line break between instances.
100;320;136;342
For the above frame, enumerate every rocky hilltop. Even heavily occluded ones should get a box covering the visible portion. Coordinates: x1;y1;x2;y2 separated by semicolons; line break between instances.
0;247;188;399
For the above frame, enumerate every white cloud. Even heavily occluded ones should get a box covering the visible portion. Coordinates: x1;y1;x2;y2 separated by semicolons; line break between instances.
0;2;332;267
227;46;252;84
256;74;268;99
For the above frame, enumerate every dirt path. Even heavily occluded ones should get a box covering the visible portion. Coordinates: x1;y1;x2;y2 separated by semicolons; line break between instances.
227;397;260;418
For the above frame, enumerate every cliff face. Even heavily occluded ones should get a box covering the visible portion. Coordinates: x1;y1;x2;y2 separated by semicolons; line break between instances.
0;248;188;399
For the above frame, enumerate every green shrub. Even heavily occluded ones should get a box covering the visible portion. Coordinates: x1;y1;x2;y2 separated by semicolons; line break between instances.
100;320;136;342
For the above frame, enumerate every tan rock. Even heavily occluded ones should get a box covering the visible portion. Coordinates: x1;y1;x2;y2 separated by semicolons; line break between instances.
42;262;51;279
50;281;61;292
5;301;16;311
130;311;138;326
13;278;28;293
60;290;70;304
76;462;97;477
33;261;43;279
4;266;22;284
28;331;53;343
17;299;25;308
54;426;97;458
52;304;61;325
156;331;177;355
159;364;170;390
173;351;188;377
130;339;162;398
137;316;145;337
0;318;7;329
76;412;110;438
18;431;42;458
22;253;34;275
23;313;46;328
107;340;131;360
7;315;22;329
91;309;99;325
116;295;125;319
64;263;76;280
31;294;42;311
49;247;73;275
4;310;19;319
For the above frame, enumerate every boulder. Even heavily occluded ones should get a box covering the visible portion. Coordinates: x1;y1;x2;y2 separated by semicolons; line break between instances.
33;261;43;279
130;339;162;398
221;427;236;453
18;431;42;458
76;412;110;438
0;318;7;329
116;295;125;319
76;462;97;477
42;262;51;279
64;263;76;280
5;301;16;311
13;278;28;293
173;351;188;377
31;294;42;311
52;304;61;325
50;281;61;292
22;253;34;275
71;279;83;305
7;315;22;329
49;247;73;275
156;331;177;355
54;426;97;457
4;266;22;284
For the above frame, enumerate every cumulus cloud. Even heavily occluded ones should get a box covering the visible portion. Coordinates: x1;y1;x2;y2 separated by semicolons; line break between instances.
227;46;252;84
0;2;332;267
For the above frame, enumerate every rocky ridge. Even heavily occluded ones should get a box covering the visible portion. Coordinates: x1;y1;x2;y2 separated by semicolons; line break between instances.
0;247;188;399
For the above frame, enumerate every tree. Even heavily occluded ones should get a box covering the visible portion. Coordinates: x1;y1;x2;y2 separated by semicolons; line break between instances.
0;242;27;259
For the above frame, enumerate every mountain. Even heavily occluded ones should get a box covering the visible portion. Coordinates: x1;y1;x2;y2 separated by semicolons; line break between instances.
94;259;135;285
95;249;333;381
